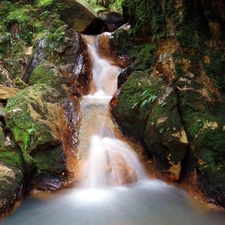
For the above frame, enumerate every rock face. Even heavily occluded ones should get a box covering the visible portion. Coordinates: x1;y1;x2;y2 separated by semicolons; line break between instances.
0;26;91;216
0;163;24;218
111;0;225;209
0;0;96;218
0;116;24;219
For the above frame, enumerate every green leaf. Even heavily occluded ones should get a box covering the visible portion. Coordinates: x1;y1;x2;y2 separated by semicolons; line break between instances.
160;101;167;107
132;102;138;109
149;95;157;103
140;99;148;108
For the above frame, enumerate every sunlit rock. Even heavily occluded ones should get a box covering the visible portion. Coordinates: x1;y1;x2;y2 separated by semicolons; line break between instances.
0;86;19;101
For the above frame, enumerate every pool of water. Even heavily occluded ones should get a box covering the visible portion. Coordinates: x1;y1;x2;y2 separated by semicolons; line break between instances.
1;180;225;225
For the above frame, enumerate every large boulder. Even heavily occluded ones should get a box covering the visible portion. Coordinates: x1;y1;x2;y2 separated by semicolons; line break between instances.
4;84;68;190
111;71;188;181
58;0;98;33
2;28;91;193
23;28;92;95
111;68;225;208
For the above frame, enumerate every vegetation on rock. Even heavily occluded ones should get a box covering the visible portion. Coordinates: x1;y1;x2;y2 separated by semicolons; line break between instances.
111;0;225;209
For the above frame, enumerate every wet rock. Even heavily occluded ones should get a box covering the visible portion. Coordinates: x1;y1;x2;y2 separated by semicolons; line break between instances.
30;172;64;191
117;66;134;89
106;150;137;186
99;11;127;32
97;29;131;68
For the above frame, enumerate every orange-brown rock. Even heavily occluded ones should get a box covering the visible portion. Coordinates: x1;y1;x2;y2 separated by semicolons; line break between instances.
0;86;19;101
97;32;131;68
106;150;137;186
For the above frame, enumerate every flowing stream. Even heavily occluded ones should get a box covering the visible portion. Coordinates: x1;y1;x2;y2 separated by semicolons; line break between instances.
1;35;225;225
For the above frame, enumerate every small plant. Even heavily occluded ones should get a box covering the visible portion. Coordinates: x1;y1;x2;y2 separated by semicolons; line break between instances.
158;127;164;134
159;101;167;107
36;0;53;8
13;123;35;151
132;89;157;109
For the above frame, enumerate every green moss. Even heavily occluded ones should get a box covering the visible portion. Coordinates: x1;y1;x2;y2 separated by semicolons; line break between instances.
0;128;24;170
203;49;225;90
31;145;65;175
113;71;165;138
29;64;55;85
196;127;225;186
176;1;211;50
134;44;157;71
36;0;53;8
45;24;68;53
4;84;64;173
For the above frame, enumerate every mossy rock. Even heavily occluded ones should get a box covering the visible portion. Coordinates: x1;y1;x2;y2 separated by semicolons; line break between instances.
29;62;66;86
179;89;225;207
112;71;188;181
0;127;24;170
0;162;24;219
4;84;67;175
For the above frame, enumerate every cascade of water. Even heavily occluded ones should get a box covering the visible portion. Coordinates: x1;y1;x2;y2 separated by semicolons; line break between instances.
87;37;121;96
80;35;146;188
2;34;225;225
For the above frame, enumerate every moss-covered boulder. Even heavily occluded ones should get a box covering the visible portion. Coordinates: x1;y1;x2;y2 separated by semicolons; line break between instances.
111;71;189;181
111;68;225;208
23;29;92;95
97;25;132;68
4;84;67;188
178;82;225;207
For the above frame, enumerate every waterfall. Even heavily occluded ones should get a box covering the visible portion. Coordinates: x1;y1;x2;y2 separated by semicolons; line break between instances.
2;34;225;225
79;35;146;188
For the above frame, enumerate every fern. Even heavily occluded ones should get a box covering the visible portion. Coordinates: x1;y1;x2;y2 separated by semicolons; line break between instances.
22;124;35;151
14;125;22;141
132;90;157;109
22;132;30;151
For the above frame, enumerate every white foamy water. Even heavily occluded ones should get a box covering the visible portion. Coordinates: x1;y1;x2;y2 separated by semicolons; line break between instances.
87;37;121;96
